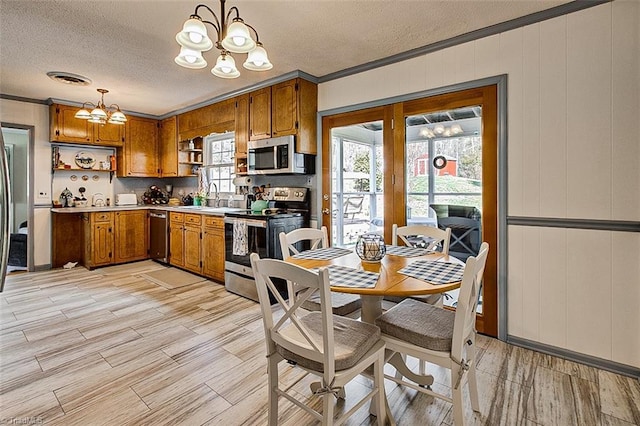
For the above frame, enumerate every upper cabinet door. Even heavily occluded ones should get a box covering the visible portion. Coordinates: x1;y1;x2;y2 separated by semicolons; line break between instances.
159;116;178;177
94;122;124;147
249;87;271;140
271;80;297;137
235;94;249;172
50;104;92;144
121;116;159;177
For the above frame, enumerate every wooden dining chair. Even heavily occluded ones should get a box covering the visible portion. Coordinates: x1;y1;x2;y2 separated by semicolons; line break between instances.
374;242;489;426
250;253;387;426
279;227;362;317
389;223;453;306
392;223;451;254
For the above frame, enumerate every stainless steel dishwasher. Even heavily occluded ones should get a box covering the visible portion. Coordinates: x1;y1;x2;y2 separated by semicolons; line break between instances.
149;210;168;264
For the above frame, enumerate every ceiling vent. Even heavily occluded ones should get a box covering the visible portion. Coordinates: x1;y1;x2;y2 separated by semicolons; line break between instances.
46;71;92;86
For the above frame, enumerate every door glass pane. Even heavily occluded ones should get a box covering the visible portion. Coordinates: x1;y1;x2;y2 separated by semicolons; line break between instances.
405;106;483;311
331;120;383;247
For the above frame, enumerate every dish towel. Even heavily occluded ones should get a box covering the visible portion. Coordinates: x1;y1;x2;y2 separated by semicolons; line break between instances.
232;219;248;255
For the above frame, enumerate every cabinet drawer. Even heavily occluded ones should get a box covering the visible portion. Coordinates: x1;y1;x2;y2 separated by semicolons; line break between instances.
170;212;184;223
204;216;224;228
184;214;202;225
93;212;112;222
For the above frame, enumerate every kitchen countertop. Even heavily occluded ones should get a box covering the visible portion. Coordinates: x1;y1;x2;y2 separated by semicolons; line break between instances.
50;205;247;217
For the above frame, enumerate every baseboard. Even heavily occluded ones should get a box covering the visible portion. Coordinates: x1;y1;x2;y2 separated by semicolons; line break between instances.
507;335;640;379
33;264;51;272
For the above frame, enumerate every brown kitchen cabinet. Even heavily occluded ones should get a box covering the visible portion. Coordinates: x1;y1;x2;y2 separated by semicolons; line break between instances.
50;104;124;147
52;212;84;268
118;116;159;177
83;211;114;269
248;78;317;155
202;216;225;282
234;93;249;174
248;86;271;141
169;212;185;267
158;116;178;177
113;210;148;263
183;214;202;274
178;98;235;141
169;212;201;273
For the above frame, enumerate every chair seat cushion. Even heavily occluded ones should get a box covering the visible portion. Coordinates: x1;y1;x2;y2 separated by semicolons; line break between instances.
303;291;362;316
375;298;455;352
277;312;380;372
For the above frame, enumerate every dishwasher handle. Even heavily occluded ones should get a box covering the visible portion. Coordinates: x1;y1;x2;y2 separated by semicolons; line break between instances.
150;212;167;219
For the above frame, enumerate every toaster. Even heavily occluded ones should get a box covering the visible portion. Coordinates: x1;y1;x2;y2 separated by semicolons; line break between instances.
115;193;138;206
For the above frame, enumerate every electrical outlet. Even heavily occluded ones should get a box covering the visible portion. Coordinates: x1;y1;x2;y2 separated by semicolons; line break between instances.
38;191;48;199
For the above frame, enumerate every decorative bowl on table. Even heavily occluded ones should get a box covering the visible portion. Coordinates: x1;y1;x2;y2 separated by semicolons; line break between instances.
355;233;386;263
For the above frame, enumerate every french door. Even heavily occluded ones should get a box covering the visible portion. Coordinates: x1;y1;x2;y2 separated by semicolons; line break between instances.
321;85;498;336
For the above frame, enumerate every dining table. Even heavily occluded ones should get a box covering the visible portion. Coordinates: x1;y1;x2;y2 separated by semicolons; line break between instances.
285;246;464;323
285;244;466;418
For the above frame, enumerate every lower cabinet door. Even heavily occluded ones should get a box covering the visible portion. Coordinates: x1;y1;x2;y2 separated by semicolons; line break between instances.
183;224;201;273
113;210;148;263
202;227;224;282
92;223;113;267
169;224;184;267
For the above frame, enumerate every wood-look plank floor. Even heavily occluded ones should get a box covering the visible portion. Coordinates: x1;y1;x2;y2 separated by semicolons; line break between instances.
1;261;638;425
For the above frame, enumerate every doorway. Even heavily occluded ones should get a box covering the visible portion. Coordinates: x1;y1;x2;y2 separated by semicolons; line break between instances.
321;85;499;336
1;125;32;273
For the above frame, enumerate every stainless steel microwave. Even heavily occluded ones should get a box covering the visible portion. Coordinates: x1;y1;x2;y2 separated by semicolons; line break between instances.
247;135;314;175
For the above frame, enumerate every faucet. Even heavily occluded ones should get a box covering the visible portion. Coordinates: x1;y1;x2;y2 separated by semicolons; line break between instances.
208;182;219;207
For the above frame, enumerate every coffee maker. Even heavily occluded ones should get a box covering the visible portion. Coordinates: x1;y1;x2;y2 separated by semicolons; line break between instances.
231;176;253;209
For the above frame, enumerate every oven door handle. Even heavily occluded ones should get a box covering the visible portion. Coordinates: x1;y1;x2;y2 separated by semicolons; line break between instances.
224;217;267;228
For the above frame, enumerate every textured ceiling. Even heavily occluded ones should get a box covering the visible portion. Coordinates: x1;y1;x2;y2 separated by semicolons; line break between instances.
0;0;572;116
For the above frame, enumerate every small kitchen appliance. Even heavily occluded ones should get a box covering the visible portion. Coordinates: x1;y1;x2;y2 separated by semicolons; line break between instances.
115;193;137;206
247;135;314;175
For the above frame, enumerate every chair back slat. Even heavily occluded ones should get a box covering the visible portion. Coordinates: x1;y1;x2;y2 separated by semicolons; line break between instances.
451;242;489;360
392;223;452;254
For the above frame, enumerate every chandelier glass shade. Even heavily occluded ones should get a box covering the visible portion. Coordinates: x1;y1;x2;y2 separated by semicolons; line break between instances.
211;52;240;78
74;89;126;125
174;0;272;79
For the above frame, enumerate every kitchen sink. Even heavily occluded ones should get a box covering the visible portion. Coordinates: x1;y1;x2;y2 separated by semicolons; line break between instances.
200;207;244;213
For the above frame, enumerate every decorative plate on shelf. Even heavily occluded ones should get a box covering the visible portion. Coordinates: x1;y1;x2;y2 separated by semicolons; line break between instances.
75;152;96;169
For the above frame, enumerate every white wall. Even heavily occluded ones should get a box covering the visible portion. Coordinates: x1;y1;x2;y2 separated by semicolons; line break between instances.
318;1;640;368
0;99;51;268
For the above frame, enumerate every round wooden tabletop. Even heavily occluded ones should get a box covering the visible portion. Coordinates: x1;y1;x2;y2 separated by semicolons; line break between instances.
286;250;463;297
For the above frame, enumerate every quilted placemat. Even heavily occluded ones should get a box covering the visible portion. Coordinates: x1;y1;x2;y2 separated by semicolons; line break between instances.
313;265;379;288
385;245;432;257
398;260;464;284
292;247;352;260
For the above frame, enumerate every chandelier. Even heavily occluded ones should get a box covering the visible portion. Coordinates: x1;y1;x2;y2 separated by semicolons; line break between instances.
74;89;127;125
174;0;272;79
420;123;464;139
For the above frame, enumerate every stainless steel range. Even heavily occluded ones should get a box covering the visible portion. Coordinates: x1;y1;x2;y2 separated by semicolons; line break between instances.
224;187;309;302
